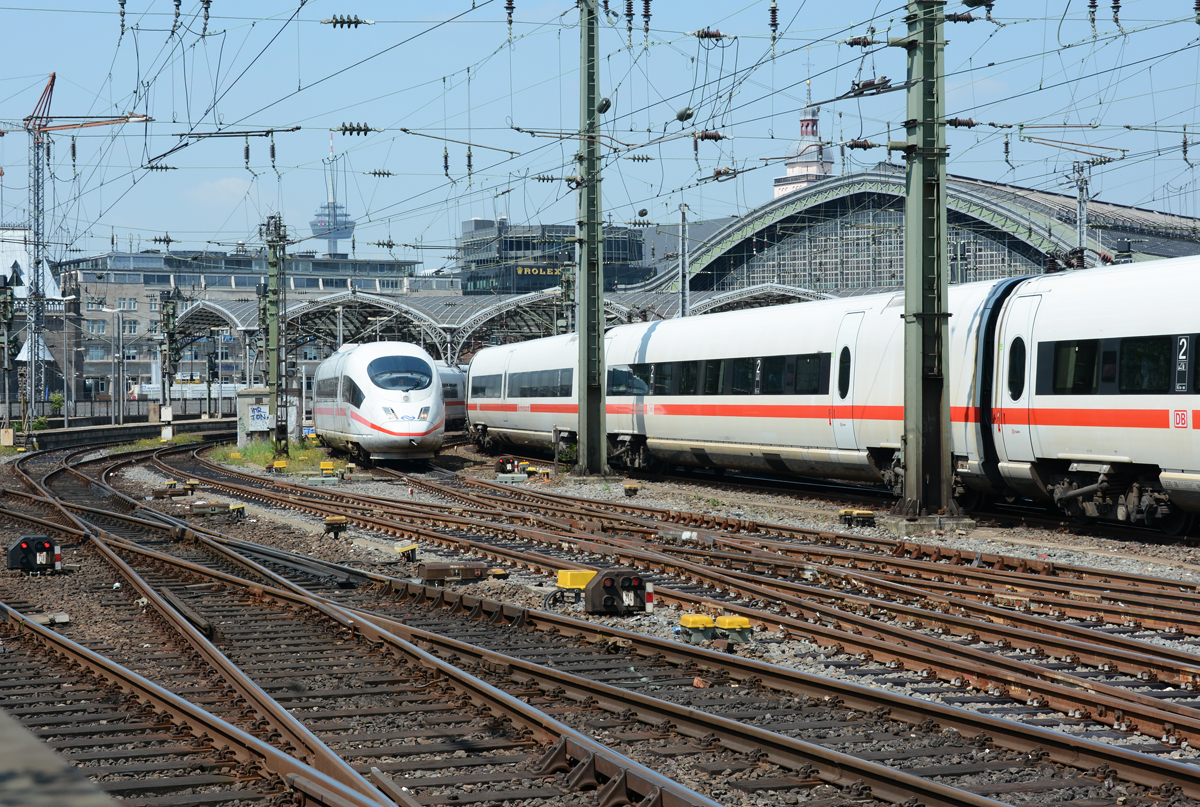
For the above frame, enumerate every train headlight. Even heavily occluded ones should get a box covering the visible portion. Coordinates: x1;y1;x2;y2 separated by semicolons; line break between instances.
382;407;398;421
418;406;430;421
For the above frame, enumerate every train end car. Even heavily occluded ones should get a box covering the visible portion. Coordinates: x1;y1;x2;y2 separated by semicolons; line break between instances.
435;361;468;431
313;341;446;461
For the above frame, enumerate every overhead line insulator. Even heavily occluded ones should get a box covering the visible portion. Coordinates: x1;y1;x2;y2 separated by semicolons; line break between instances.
365;169;395;177
333;122;376;135
321;15;374;28
624;154;653;162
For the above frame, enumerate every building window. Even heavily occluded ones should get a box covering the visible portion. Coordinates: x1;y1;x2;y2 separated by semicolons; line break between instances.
123;320;138;335
149;301;160;312
125;347;138;361
117;297;137;310
86;346;107;361
301;346;320;361
86;320;106;335
86;296;103;311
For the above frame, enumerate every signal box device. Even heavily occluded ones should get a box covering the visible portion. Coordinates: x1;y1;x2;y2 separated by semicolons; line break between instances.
584;567;650;615
7;535;61;573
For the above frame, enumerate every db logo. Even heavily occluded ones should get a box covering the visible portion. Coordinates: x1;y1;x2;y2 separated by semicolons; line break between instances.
1174;409;1190;429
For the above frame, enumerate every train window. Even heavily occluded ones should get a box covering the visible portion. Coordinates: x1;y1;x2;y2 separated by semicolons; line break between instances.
1101;351;1118;384
678;361;700;395
367;356;432;391
1051;340;1100;395
607;366;649;396
794;354;828;395
1119;336;1172;394
761;356;787;395
314;376;340;400
1007;337;1026;400
506;368;571;397
701;360;725;395
555;368;573;397
838;347;851;399
730;358;754;395
652;363;674;395
341;376;365;409
442;383;460;400
631;364;651;391
470;374;502;398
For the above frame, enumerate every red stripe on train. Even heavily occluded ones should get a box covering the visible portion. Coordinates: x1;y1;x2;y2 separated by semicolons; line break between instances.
470;399;1181;429
349;410;444;437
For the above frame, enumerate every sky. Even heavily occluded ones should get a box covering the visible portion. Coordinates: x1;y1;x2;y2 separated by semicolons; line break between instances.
2;1;1199;272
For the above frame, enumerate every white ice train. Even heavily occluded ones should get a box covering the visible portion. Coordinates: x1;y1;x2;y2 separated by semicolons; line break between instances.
467;258;1200;533
313;342;446;460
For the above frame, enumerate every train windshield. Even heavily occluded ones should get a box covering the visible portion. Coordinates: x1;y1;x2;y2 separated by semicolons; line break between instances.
366;355;434;391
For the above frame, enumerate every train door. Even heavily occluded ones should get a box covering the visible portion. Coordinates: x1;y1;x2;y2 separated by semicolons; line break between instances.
994;295;1041;463
501;349;516;423
832;312;864;450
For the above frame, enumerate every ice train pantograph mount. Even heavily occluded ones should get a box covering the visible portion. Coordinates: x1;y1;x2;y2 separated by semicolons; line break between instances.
466;259;1200;533
313;342;446;460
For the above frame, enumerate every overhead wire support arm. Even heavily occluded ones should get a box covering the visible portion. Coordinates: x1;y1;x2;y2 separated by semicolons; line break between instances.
150;127;300;165
398;128;521;156
170;126;301;138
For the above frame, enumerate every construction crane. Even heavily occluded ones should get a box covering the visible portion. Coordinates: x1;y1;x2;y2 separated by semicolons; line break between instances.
13;74;150;429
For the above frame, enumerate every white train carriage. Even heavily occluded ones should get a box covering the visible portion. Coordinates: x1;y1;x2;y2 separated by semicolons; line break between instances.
314;342;446;460
435;361;468;431
467;258;1200;531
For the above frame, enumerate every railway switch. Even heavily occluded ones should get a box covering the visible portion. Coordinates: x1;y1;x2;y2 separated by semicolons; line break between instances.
679;613;714;644
714;615;753;644
543;570;596;608
189;502;246;523
584;567;649;615
419;561;489;585
839;509;876;527
7;535;61;573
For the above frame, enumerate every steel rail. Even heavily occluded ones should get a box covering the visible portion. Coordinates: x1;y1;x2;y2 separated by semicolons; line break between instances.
95;534;1005;807
94;537;723;807
79;451;1200;800
150;529;1200;803
695;532;1200;627
86;534;388;803
10;446;400;804
441;471;1200;596
135;447;1200;745
0;600;392;807
649;542;1200;679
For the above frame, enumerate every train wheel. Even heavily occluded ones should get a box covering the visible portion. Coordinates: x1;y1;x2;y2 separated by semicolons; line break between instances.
1160;510;1195;538
955;489;985;512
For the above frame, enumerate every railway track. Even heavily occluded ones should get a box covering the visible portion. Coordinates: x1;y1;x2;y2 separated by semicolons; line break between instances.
46;442;1200;802
1;444;720;807
0;597;388;807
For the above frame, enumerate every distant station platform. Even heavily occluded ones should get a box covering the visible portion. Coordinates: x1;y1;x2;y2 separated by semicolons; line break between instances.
0;707;116;806
23;416;234;451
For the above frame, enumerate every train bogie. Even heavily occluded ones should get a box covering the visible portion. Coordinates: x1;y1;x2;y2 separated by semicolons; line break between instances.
466;258;1200;531
314;342;445;461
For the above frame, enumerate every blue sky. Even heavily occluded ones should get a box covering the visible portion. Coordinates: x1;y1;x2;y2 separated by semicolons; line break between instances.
2;1;1198;270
